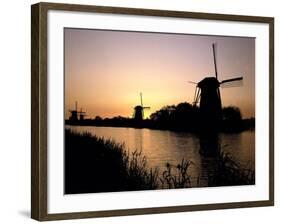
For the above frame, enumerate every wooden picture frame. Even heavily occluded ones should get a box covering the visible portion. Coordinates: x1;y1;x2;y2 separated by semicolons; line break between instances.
31;2;274;221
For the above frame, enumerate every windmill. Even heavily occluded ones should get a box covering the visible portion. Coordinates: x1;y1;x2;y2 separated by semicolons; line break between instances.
79;108;87;121
69;101;87;121
133;93;150;121
190;43;243;130
69;101;79;121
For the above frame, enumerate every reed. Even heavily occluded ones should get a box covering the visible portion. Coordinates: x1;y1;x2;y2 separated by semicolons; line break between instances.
159;152;254;188
65;129;158;194
207;151;255;186
160;159;193;189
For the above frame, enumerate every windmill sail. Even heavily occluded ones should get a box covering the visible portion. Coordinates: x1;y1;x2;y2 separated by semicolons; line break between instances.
188;81;198;85
220;77;243;88
212;43;218;79
140;92;143;107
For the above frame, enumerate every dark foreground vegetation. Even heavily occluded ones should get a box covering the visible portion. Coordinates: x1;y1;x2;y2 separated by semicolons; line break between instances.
65;129;158;194
65;129;255;194
66;103;255;133
159;152;255;189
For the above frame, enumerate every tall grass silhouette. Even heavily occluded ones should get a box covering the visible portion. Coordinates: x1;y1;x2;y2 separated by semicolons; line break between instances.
65;129;158;194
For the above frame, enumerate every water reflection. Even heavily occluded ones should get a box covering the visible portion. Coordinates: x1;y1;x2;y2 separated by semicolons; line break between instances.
199;132;220;157
67;125;255;187
198;132;220;186
134;129;143;152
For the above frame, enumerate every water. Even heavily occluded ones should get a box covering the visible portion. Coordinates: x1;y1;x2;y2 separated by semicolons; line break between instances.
66;125;255;186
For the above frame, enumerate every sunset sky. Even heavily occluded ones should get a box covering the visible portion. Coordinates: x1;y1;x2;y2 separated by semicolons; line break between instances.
64;28;255;119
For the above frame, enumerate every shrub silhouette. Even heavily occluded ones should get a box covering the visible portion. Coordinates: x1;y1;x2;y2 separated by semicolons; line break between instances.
221;106;243;132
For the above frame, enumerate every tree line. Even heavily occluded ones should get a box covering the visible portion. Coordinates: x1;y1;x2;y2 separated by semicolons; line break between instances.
66;102;254;133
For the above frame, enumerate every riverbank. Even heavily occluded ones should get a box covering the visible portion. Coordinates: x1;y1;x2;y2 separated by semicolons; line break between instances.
65;117;255;133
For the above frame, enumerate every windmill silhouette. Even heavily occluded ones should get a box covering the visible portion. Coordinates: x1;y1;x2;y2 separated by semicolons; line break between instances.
69;101;87;121
191;43;243;131
79;107;87;121
133;93;150;121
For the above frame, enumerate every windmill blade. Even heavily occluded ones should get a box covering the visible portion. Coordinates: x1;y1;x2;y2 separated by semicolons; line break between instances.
221;77;243;88
143;107;151;109
193;87;199;106
221;77;243;84
140;92;143;107
212;43;218;79
188;81;198;85
194;88;201;106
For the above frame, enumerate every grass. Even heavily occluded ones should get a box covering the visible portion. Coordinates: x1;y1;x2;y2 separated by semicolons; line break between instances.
207;152;255;186
160;159;194;189
65;129;158;194
65;129;255;194
159;152;255;189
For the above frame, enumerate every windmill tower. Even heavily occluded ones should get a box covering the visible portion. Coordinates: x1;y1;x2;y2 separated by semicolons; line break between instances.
191;43;243;131
133;93;150;121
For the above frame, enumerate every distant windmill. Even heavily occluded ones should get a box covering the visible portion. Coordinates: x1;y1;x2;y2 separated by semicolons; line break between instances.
69;101;79;121
133;93;150;121
79;108;87;121
69;101;87;121
190;43;243;129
